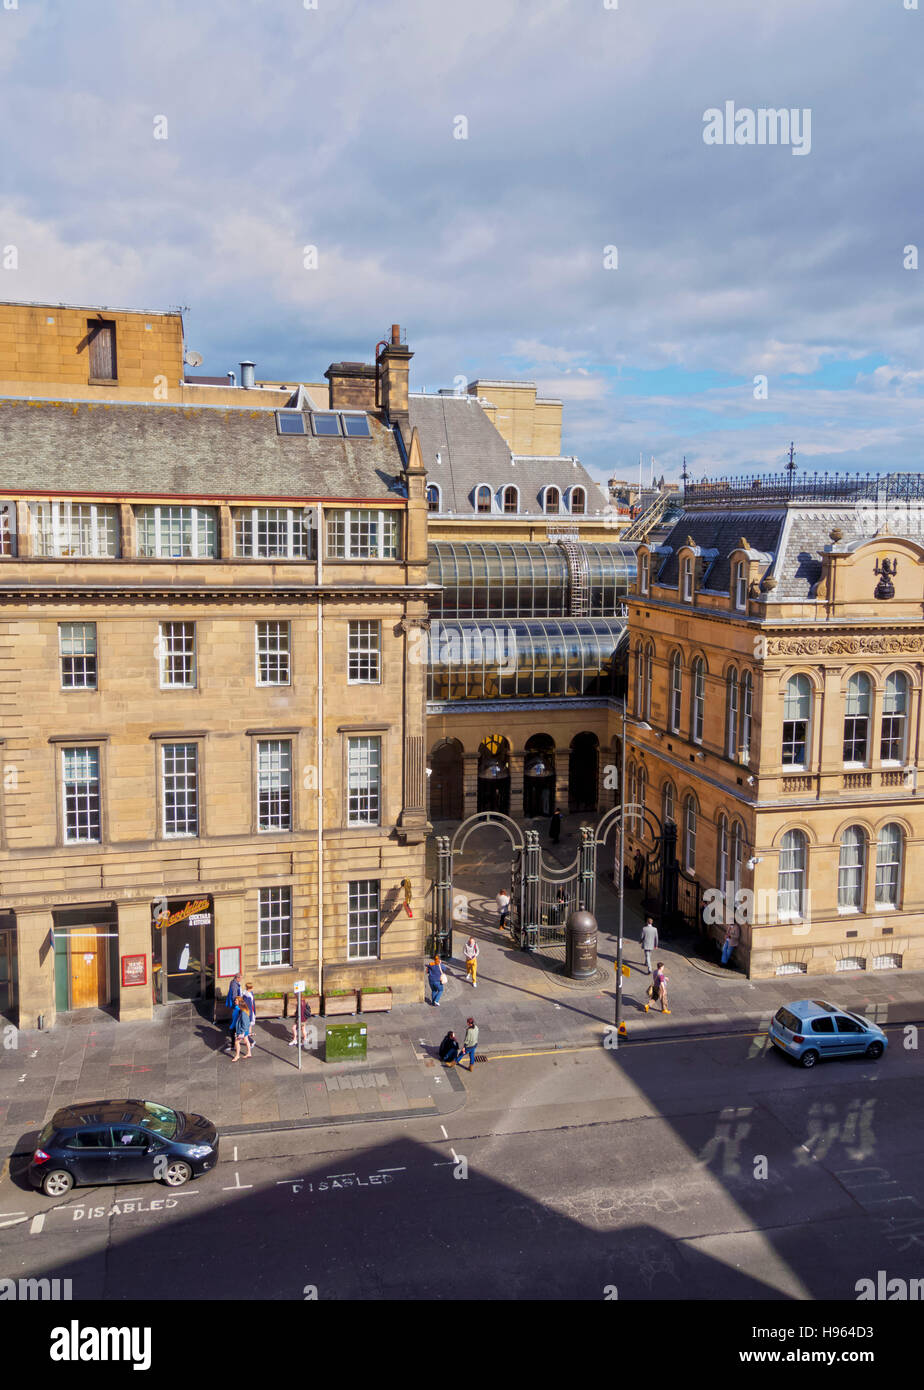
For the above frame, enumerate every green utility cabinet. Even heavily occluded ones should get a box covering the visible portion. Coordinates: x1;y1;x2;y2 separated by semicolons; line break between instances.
325;1022;368;1062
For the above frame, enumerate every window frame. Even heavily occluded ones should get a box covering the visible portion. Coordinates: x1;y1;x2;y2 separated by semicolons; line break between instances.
59;622;98;691
542;485;561;516
347;620;382;685
61;744;102;844
681;555;694;603
837;825;866;914
30;501;119;559
782;674;811;769
684;795;697;873
669;651;683;734
161;741;200;839
777;829;807;920
880;671;908;765
258;885;292;967
233;506;311;559
874;823;903;909
843;672;872;768
136;505;218;560
255;620;291;687
691;657;705;745
426;484;442;514
256;739;293;834
158;621;197;690
347;879;381;961
346;735;382;827
734;560;747;610
502;485;519;515
639;550;649;596
325;508;400;561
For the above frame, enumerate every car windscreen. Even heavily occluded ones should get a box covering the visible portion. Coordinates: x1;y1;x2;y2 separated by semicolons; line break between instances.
138;1101;178;1139
775;1008;801;1033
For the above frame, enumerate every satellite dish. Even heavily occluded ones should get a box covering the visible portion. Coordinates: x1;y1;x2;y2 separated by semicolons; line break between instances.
184;349;204;367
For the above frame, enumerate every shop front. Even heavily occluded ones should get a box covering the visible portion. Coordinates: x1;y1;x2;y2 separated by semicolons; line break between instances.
151;896;215;1004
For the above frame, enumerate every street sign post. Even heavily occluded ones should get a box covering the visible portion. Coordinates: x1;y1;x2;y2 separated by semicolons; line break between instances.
293;981;305;1070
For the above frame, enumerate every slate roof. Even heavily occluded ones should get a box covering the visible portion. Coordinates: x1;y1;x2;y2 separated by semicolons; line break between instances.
0;398;404;501
657;510;784;593
408;393;608;515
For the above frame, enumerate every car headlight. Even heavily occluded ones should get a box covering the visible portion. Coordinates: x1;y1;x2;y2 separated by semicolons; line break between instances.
186;1145;214;1158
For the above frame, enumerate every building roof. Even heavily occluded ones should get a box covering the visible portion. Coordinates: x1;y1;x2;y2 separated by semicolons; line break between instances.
0;398;405;502
408;393;607;515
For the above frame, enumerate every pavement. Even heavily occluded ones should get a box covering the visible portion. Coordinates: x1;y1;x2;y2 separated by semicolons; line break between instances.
2;815;923;1149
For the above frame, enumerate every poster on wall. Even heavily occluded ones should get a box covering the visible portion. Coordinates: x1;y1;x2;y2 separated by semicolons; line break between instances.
218;946;241;979
121;954;148;987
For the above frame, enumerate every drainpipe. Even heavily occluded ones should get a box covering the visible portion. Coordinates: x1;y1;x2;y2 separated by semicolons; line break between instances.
316;503;324;998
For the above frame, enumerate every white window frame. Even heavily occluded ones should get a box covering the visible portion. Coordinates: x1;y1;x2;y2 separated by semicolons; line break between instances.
258;885;292;967
161;742;199;838
662;780;675;827
639;550;649;596
542;485;561;516
843;672;872;768
347;735;381;826
782;674;811;770
348;879;381;961
348;620;381;684
256;739;293;833
837;826;866;913
136;505;217;559
874;823;903;909
691;657;705;745
30;501;119;558
777;829;806;921
426;484;442;513
233;506;310;559
159;622;196;689
255;621;291;687
501;484;520;515
734;560;747;610
741;670;753;761
684;796;697;873
325;508;400;560
0;501;17;556
59;622;98;690
62;746;101;843
643;642;653;721
569;486;586;515
682;555;694;603
880;671;908;765
669;652;683;734
726;669;739;759
474;485;493;514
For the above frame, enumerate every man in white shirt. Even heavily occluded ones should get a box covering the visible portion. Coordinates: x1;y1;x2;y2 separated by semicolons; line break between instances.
496;890;510;930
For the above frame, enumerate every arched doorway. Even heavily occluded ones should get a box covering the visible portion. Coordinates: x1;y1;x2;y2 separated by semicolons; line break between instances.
523;733;556;817
477;737;511;814
429;739;464;820
568;732;600;813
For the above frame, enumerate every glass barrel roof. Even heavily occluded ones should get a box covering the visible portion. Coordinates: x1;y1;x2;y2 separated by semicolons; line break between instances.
428;541;636;618
427;617;628;702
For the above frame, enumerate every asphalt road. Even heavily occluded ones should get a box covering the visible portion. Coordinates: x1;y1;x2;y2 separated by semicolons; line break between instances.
2;1025;922;1301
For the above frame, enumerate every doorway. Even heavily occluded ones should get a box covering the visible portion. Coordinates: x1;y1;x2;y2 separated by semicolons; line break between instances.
151;897;215;1004
429;739;464;820
523;734;556;818
0;919;17;1021
52;907;117;1012
477;739;510;815
568;732;600;814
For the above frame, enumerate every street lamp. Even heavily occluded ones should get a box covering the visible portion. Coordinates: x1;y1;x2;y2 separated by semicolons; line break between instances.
614;707;652;1047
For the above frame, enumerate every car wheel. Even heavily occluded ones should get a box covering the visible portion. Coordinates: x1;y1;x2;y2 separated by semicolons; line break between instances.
800;1049;819;1069
162;1160;192;1188
42;1169;74;1197
865;1041;884;1060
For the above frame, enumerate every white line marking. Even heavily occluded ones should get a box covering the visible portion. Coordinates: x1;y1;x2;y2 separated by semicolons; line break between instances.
326;1172;358;1179
450;1148;459;1162
221;1173;253;1191
233;1146;238;1162
30;1213;45;1235
440;1125;448;1139
376;1167;406;1173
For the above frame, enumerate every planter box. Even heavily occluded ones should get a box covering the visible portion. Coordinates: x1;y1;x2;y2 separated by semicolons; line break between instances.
284;992;321;1018
323;991;358;1017
359;989;393;1013
253;997;284;1019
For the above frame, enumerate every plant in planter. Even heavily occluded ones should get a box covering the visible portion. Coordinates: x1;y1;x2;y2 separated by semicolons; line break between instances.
359;986;393;1013
323;988;358;1016
253;991;285;1019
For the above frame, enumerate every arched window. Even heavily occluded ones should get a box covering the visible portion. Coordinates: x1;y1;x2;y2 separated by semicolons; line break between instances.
627;761;636;835
838;825;866;912
475;485;492;513
681;555;694;603
502;485;519;514
875;823;903;908
634;641;644;716
543;486;561;515
684;796;697;872
691;657;705;744
778;829;807;918
636;763;646;838
726;668;739;759
843;672;872;765
717;813;729;888
881;672;908;763
731;820;744;898
782;674;811;767
570;486;586;515
669;651;683;733
639;550;649;595
734;560;747;610
662;780;675;827
644;642;654;721
426;484;441;513
741;670;753;760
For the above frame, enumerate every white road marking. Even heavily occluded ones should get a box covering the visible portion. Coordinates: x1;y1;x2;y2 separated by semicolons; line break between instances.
233;1146;238;1162
440;1125;448;1139
222;1172;253;1191
30;1213;45;1235
450;1148;459;1162
0;1212;26;1228
376;1167;406;1173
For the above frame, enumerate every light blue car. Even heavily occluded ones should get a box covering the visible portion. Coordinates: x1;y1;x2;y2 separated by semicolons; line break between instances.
769;999;888;1069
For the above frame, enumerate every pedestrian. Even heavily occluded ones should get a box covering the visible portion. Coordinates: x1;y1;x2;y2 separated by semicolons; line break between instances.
289;991;312;1047
225;972;242;1051
644;962;670;1014
463;936;479;987
640;916;659;974
549;806;562;844
230;996;253;1060
438;1030;459;1066
459;1017;479;1069
553;886;567;926
242;980;256;1045
721;920;740;968
426;955;446;1006
496;889;511;931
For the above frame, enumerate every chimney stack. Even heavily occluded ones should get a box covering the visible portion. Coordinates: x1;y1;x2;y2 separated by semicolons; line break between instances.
240;361;255;390
379;324;413;448
325;360;377;411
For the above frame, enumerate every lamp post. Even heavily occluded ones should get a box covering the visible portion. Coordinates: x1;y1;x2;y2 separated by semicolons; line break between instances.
614;705;652;1047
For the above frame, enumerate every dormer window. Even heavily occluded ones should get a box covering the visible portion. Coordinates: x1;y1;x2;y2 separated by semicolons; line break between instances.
543;486;561;515
734;560;747;610
502;485;519;514
475;485;492;514
570;486;586;515
427;484;441;513
639;550;649;596
681;555;694;603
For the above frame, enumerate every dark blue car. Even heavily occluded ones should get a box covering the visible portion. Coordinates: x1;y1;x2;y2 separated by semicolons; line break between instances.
29;1099;219;1197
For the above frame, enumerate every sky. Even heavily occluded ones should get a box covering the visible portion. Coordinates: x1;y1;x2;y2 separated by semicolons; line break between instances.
0;0;921;487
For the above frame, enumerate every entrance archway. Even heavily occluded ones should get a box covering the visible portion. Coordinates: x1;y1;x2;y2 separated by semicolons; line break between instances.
523;733;556;817
477;738;510;814
429;738;464;820
568;731;600;813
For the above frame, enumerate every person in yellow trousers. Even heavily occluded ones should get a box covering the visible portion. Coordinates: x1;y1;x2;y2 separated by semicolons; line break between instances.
463;936;479;988
644;962;670;1014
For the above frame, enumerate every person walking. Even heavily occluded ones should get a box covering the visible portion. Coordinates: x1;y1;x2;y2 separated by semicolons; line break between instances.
426;956;446;1006
459;1017;479;1070
438;1030;459;1066
289;991;312;1047
645;962;670;1014
640;916;659;974
721;920;740;968
225;973;242;1051
549;807;562;845
463;936;479;987
496;889;511;931
230;996;253;1060
242;980;256;1046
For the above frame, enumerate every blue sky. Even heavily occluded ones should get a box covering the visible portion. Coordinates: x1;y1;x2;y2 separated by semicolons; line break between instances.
0;0;921;487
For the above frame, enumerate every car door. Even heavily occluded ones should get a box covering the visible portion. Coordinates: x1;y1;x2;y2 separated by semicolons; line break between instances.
64;1127;117;1184
834;1014;867;1055
806;1015;838;1056
110;1125;157;1183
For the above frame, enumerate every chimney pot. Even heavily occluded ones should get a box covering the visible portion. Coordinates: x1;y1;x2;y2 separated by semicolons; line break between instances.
391;324;401;345
240;361;255;390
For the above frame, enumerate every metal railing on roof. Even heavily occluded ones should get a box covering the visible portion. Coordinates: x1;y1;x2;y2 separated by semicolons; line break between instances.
683;471;924;507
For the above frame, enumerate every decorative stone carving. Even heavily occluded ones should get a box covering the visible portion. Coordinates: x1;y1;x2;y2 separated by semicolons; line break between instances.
765;633;924;656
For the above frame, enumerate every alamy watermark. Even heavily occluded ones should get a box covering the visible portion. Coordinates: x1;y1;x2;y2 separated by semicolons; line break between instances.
703;102;812;156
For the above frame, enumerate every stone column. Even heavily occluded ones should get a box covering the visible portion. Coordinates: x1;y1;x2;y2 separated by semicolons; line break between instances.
510;751;526;815
397;608;431;844
16;908;55;1029
117;902;154;1023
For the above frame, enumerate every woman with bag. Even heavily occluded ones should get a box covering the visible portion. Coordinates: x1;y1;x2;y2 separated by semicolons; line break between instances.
645;962;670;1014
426;956;446;1006
230;996;253;1060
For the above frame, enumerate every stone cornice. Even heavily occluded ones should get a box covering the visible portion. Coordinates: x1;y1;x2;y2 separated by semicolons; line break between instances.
0;583;433;603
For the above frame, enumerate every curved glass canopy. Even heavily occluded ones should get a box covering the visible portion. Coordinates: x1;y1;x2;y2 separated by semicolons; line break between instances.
428;541;636;619
427;618;627;702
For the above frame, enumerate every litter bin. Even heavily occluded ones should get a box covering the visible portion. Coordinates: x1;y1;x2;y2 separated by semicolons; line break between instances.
325;1021;368;1063
565;909;598;979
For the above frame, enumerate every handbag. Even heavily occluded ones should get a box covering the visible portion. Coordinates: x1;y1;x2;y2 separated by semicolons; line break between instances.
440;971;447;984
646;984;655;1000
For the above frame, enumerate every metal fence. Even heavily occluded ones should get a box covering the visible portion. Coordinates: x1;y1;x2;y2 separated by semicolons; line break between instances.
684;471;924;508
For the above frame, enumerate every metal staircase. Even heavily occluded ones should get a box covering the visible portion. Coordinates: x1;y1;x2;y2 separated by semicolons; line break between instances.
557;539;590;616
622;491;673;542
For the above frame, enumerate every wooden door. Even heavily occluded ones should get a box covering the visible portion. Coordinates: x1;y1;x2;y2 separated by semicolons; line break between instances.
69;928;108;1009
